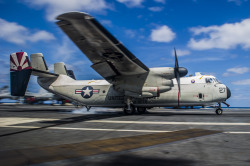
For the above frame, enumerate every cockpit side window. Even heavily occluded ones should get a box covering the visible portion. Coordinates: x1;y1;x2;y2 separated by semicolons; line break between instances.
206;78;213;83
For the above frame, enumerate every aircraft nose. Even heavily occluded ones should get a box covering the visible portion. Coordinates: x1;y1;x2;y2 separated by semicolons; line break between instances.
226;86;231;99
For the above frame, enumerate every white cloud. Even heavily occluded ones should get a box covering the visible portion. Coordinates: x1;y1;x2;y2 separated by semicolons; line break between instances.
125;29;136;38
52;36;77;62
100;20;113;27
23;0;109;21
171;49;190;56
150;25;176;43
154;0;165;3
0;18;55;45
188;18;250;50
228;0;248;5
117;0;144;7
227;67;249;74
148;7;164;12
223;67;249;77
232;79;250;85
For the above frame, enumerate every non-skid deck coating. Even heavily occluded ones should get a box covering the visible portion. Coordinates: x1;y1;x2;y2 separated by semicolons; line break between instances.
1;105;250;165
0;129;220;166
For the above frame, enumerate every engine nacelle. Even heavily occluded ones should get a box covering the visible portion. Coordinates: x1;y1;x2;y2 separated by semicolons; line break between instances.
142;86;171;97
142;87;159;97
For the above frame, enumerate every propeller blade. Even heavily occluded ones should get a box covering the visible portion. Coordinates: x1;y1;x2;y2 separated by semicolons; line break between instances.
174;48;181;107
174;48;179;69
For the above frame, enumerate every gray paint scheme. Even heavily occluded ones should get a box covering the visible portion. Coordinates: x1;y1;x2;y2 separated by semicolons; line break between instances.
10;12;231;111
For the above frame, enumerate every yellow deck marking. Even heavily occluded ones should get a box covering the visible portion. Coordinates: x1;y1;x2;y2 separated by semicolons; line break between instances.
0;129;220;165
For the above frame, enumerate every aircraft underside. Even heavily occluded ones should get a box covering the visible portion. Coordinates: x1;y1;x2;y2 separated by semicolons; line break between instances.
37;76;219;112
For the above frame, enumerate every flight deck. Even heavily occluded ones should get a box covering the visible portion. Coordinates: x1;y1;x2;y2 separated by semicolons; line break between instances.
0;104;250;166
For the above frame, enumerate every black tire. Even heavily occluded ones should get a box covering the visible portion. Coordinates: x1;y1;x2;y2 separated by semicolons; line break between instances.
123;105;136;115
216;109;223;115
137;107;146;114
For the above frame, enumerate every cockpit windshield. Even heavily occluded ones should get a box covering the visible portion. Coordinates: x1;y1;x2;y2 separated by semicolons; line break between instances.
214;78;221;84
205;77;221;84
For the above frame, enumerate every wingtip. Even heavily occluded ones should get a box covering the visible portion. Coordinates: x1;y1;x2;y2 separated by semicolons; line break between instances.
56;11;93;21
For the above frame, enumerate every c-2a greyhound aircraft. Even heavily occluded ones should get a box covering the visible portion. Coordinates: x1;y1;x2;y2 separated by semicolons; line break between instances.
10;12;231;115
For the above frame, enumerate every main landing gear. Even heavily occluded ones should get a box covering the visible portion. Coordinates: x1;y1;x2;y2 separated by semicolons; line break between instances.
123;106;147;115
123;97;147;115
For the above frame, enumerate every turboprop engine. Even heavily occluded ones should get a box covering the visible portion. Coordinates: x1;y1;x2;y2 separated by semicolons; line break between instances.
114;49;188;98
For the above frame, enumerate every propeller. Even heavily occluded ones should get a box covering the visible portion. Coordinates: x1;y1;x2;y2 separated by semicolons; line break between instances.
174;48;181;107
174;48;188;107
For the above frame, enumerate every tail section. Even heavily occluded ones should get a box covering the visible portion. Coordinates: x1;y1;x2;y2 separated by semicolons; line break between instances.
30;53;49;72
10;51;75;96
54;62;76;79
30;53;58;78
67;70;76;80
10;52;32;96
54;62;67;75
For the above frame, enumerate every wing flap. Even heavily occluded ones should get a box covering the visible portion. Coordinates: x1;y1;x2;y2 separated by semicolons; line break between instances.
91;61;118;80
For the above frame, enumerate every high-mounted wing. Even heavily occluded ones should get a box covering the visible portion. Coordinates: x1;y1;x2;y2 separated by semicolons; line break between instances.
56;12;149;82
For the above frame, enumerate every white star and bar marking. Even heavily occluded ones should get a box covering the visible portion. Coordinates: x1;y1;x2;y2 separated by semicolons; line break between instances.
75;86;99;98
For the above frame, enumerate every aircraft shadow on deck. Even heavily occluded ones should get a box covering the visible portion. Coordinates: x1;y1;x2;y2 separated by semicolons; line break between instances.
50;154;195;166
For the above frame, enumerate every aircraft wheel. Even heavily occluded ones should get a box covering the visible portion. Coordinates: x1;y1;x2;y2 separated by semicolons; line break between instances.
123;105;136;115
137;107;147;114
216;108;223;115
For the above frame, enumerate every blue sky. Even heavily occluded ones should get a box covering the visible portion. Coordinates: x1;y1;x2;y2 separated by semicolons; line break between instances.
0;0;250;106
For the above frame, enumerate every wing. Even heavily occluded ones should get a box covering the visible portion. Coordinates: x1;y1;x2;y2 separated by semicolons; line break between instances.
56;12;149;83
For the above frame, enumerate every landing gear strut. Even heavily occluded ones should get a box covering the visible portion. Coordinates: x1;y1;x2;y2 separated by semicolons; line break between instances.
215;103;223;115
123;97;148;115
123;97;135;115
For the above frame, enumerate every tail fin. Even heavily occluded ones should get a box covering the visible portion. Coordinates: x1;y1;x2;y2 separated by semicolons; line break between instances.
30;53;49;72
54;62;67;75
54;63;76;80
10;52;32;96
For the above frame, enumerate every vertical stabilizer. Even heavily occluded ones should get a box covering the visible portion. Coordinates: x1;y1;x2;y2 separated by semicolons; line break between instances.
54;62;68;75
30;53;49;72
10;52;32;96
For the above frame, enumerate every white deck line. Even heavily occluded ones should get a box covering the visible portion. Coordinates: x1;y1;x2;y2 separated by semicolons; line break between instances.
1;125;250;134
87;120;250;126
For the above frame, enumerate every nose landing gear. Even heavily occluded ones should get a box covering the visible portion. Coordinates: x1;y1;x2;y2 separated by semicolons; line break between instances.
215;102;230;115
215;103;223;115
216;108;223;115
